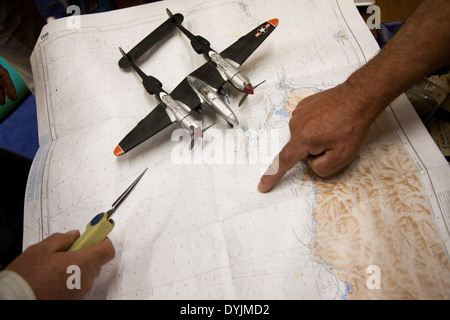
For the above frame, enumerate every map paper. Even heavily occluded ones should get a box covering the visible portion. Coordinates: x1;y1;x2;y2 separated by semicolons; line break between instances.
25;0;450;299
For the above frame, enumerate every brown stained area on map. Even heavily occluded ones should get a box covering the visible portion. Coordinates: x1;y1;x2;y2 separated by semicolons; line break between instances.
279;83;319;116
298;111;450;299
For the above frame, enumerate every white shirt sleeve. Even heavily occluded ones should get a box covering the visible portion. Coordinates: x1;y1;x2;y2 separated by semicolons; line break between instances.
0;270;37;300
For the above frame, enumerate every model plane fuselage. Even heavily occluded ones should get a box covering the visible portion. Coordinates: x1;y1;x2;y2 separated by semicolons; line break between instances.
187;75;239;126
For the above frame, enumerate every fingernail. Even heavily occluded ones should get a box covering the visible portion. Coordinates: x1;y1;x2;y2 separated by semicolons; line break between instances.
65;230;79;237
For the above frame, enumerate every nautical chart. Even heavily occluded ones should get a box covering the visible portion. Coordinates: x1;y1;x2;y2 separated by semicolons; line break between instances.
26;0;450;299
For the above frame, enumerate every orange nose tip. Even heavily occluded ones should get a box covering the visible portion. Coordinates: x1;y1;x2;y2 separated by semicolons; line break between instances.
193;127;203;138
114;145;124;156
268;19;279;27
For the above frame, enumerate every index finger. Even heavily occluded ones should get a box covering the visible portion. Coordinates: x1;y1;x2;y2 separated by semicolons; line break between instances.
77;238;115;267
257;140;308;193
36;230;81;253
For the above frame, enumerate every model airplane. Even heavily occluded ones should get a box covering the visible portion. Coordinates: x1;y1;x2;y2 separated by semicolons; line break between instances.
114;10;278;156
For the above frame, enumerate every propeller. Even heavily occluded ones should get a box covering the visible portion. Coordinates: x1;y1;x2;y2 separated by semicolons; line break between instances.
238;80;266;107
190;122;216;150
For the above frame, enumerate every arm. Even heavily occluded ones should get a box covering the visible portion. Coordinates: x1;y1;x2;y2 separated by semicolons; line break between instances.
258;0;450;192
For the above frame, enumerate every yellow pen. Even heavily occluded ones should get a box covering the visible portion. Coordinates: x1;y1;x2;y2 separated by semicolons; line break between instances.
68;168;147;251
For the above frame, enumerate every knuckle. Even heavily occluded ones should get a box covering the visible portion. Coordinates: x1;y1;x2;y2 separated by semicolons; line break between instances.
288;117;299;133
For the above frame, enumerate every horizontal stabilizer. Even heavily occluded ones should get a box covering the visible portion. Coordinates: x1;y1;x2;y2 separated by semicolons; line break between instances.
118;12;184;69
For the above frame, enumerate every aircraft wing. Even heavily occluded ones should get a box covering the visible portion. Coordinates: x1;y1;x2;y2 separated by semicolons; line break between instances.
170;63;225;101
114;103;173;156
172;18;280;94
114;76;206;156
169;77;203;108
220;19;279;66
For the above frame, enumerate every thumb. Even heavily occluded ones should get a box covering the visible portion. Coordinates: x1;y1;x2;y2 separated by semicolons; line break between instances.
258;140;308;193
39;230;80;253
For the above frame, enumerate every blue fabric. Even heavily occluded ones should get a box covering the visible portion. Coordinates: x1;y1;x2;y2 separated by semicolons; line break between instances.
0;94;38;160
377;21;405;47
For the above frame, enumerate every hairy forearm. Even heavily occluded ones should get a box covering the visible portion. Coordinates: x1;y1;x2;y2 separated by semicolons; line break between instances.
259;0;450;189
345;0;450;122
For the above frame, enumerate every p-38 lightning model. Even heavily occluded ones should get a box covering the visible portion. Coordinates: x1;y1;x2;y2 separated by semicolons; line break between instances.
114;9;278;156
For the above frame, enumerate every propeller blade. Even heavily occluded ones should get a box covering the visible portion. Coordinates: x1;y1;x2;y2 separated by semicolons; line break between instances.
255;80;266;89
238;80;266;107
238;93;249;107
189;122;215;150
202;122;216;133
190;133;195;150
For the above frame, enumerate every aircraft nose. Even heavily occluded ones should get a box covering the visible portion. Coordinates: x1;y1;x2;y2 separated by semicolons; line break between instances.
244;83;254;95
193;126;203;138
